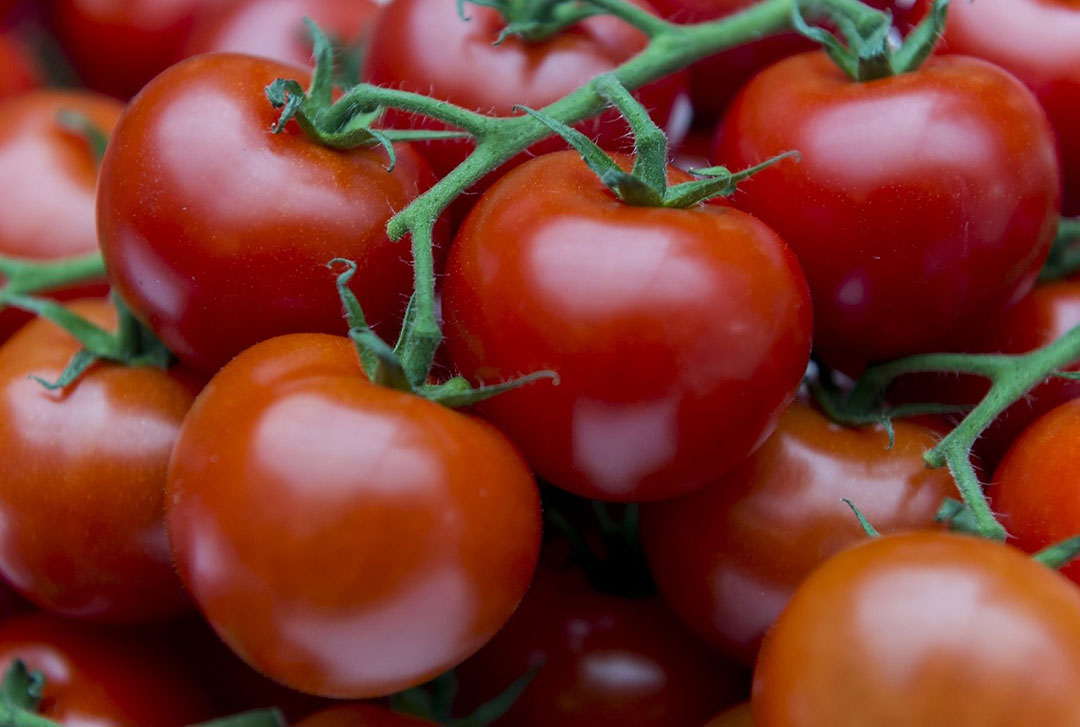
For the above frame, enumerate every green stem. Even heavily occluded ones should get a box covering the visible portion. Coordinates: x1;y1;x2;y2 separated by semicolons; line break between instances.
0;252;106;299
326;85;497;137
585;0;677;36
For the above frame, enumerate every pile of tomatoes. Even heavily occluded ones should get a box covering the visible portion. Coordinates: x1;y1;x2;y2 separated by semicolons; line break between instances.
0;0;1078;725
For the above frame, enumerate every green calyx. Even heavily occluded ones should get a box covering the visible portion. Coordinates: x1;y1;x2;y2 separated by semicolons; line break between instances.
391;667;538;727
55;109;108;168
1038;216;1080;282
330;260;557;407
841;498;881;538
794;0;949;81
458;0;601;44
521;74;798;208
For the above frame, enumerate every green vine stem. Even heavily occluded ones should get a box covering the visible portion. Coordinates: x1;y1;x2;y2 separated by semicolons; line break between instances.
0;253;105;301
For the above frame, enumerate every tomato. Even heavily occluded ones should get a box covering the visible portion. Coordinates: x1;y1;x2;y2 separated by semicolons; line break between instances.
0;613;215;726
0;32;40;101
362;0;689;182
753;532;1080;725
453;566;748;727
98;53;445;374
716;52;1061;367
167;333;542;698
0;90;118;342
185;0;377;68
994;398;1080;586
48;0;224;99
929;0;1080;216
639;401;952;664
298;704;434;727
0;300;195;623
707;703;752;727
442;150;812;502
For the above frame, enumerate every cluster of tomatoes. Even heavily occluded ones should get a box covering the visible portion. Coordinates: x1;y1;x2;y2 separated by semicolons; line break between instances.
0;0;1079;725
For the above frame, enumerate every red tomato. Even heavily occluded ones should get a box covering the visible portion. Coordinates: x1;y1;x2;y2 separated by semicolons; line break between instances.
930;0;1080;216
994;398;1080;586
298;704;434;727
0;90;117;342
639;401;953;664
753;532;1080;725
48;0;224;98
453;566;749;727
185;0;377;68
707;703;752;727
98;53;444;374
0;32;40;101
167;333;542;698
442;150;812;502
0;614;215;726
363;0;689;181
0;300;195;623
716;52;1061;366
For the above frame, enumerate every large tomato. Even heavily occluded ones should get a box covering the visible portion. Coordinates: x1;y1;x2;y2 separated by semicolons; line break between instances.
639;401;952;664
167;333;542;698
442;150;812;502
48;0;224;99
0;32;40;101
453;566;748;727
362;0;689;182
0;90;118;341
0;614;215;726
98;53;445;374
185;0;377;68
0;300;195;623
753;533;1080;725
716;52;1061;366
929;0;1080;216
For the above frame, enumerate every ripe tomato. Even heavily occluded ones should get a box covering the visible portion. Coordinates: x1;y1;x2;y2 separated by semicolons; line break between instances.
639;401;953;664
167;333;542;698
0;32;40;101
185;0;377;68
98;53;444;374
0;90;118;342
716;52;1061;366
48;0;224;99
706;703;751;727
929;0;1080;216
298;704;434;727
0;613;215;726
442;150;812;502
362;0;689;182
453;566;749;727
994;398;1080;586
0;300;195;623
754;532;1080;725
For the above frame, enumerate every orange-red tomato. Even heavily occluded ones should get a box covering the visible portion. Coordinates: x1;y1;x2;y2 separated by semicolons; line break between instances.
0;32;40;101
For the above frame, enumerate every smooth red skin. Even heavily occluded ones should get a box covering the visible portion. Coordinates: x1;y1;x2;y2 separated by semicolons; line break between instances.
0;300;194;623
716;52;1061;366
49;0;224;98
185;0;377;67
928;0;1080;216
298;704;434;727
454;567;749;727
363;0;689;182
167;333;543;698
0;614;215;726
994;399;1080;586
753;533;1080;726
443;151;812;502
0;91;118;342
0;33;40;101
639;401;953;665
707;703;752;727
99;54;444;374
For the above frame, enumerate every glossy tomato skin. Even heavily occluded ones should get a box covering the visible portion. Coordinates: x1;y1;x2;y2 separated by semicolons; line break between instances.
0;614;215;726
0;91;118;341
454;566;749;727
0;33;40;101
716;52;1061;366
443;150;812;502
363;0;688;182
930;0;1080;216
99;53;444;374
706;703;752;727
754;532;1080;726
49;0;224;99
167;333;543;698
185;0;377;68
0;300;195;623
639;401;952;664
994;399;1080;586
298;704;434;727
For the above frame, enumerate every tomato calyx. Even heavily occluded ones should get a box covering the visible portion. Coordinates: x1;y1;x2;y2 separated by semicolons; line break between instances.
1039;217;1080;282
390;667;538;727
794;0;947;81
458;0;604;44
